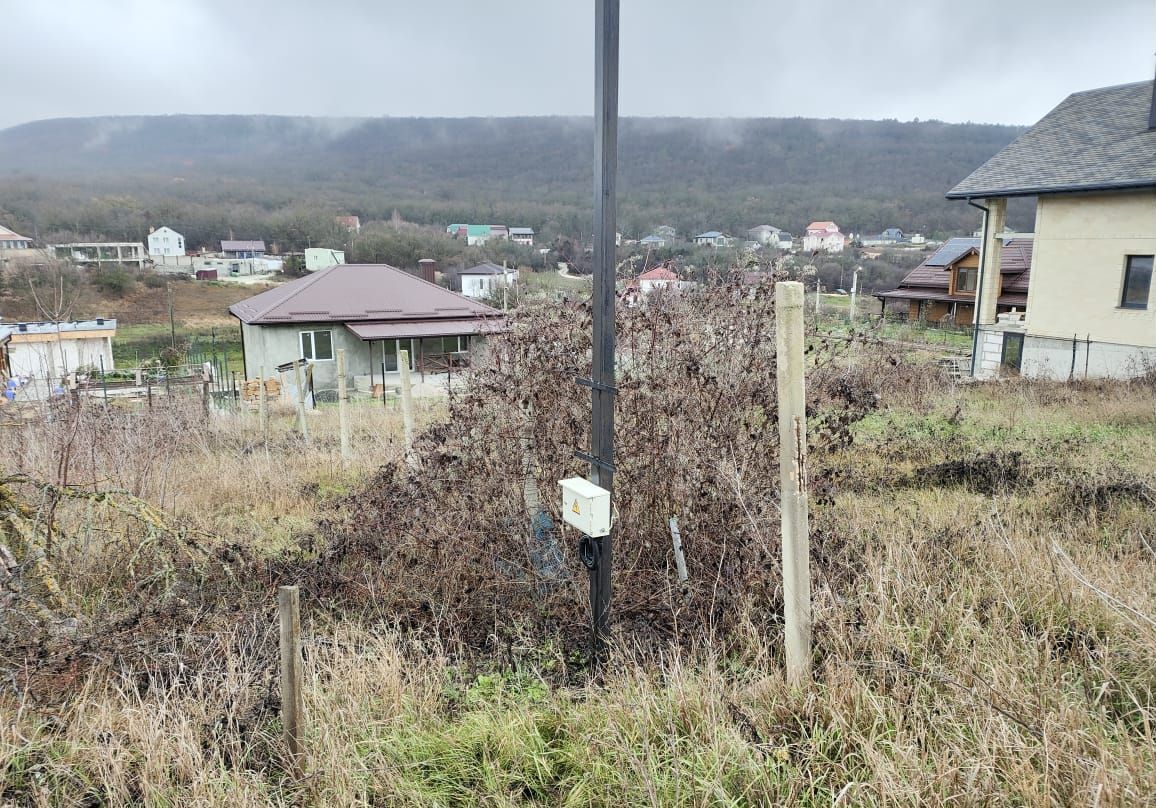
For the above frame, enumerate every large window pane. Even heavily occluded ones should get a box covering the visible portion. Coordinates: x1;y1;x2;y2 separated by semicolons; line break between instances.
1121;255;1153;309
956;267;977;293
314;330;333;360
300;331;314;360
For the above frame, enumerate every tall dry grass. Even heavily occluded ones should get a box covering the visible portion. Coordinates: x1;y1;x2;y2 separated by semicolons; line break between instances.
1;354;1154;805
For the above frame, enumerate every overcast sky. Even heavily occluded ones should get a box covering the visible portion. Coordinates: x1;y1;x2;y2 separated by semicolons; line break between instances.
2;0;1153;130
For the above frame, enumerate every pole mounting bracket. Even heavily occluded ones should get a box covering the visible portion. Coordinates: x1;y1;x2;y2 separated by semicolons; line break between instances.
573;449;616;473
575;376;618;394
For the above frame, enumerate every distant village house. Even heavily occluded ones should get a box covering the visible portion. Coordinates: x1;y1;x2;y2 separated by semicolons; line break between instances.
694;231;732;248
305;247;346;272
458;262;517;300
509;227;535;246
0;225;36;268
53;242;146;269
147;226;185;258
0;319;117;384
860;228;906;247
802;221;845;253
0;224;33;251
221;240;266;259
228;263;505;395
335;215;361;234
638;266;682;295
876;237;1032;326
746;225;793;250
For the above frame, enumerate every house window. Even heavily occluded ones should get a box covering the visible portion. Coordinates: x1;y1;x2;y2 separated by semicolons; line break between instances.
1120;255;1153;310
300;329;333;361
955;266;978;293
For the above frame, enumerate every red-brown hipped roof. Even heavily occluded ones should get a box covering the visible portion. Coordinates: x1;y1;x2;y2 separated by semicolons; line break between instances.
806;221;839;233
639;267;678;281
229;263;503;325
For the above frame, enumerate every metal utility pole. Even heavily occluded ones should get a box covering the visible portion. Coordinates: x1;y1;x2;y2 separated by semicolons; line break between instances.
585;0;619;655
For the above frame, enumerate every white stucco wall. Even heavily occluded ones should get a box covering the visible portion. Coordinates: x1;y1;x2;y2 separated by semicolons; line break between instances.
7;335;114;379
1024;190;1156;348
802;233;843;253
148;227;185;257
460;272;513;299
305;248;346;271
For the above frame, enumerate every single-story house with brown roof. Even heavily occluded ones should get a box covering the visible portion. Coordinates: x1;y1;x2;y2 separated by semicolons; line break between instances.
228;263;505;393
876;237;1033;326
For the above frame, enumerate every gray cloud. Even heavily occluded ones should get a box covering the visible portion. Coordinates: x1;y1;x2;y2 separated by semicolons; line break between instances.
0;0;1152;130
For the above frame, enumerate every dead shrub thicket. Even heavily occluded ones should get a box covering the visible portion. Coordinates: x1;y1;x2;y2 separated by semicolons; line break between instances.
311;278;917;654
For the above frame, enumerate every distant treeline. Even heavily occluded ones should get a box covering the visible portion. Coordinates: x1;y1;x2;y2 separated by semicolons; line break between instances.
0;114;1032;253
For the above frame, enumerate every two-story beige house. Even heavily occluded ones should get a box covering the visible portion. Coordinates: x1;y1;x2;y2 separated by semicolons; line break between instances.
947;78;1156;379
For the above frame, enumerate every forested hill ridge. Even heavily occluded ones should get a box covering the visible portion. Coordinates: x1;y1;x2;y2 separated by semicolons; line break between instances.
0;114;1027;243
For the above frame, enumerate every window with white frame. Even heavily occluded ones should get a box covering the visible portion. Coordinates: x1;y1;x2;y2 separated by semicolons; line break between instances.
300;329;334;361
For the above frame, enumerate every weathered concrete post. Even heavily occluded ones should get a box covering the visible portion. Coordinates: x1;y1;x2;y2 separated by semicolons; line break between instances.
398;349;415;463
293;361;310;446
336;348;351;463
278;585;305;779
775;281;812;687
850;267;860;324
258;364;268;445
201;362;211;418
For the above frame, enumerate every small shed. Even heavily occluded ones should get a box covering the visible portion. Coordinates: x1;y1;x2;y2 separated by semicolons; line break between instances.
195;268;218;280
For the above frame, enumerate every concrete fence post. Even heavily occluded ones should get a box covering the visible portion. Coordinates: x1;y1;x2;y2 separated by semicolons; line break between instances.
775;281;812;687
336;348;351;463
294;362;310;446
278;585;305;779
258;364;268;446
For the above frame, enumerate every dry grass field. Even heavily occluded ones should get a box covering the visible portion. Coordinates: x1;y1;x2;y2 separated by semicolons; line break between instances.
1;301;1154;805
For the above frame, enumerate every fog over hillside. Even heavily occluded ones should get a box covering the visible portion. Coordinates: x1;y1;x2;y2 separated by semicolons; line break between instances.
0;113;1030;240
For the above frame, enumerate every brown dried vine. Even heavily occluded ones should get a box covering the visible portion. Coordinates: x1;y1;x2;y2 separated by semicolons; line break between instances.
310;277;893;655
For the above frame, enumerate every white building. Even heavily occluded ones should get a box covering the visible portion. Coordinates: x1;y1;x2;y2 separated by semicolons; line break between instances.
509;227;535;246
694;231;732;248
803;221;845;253
305;247;346;272
0;224;33;252
638;266;682;295
147;226;185;258
746;225;792;249
0;224;39;268
53;242;146;269
459;262;516;299
0;319;117;384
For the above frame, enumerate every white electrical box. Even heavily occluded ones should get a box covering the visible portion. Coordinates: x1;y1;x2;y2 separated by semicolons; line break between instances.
558;477;611;537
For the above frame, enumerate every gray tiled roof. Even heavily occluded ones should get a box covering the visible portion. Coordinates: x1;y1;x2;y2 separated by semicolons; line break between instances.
947;80;1156;199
